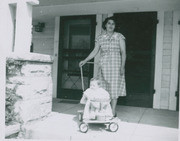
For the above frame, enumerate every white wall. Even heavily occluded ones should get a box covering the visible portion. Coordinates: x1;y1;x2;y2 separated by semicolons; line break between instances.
160;11;173;109
32;18;55;55
154;11;180;110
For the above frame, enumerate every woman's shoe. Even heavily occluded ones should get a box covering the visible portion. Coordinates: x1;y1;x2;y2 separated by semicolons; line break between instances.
113;113;117;117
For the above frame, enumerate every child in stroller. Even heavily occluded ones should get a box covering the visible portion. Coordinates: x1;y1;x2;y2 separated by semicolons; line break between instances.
80;78;113;120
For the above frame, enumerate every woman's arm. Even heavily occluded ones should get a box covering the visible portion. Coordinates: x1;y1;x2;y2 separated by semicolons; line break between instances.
120;37;126;75
79;42;100;67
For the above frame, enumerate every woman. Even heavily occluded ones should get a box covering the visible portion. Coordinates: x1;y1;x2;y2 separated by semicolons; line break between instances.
79;16;126;117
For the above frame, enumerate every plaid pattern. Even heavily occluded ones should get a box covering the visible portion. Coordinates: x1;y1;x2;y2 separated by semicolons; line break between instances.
96;32;126;99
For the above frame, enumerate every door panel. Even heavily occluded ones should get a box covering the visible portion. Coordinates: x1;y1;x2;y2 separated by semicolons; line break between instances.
114;12;157;107
57;15;96;100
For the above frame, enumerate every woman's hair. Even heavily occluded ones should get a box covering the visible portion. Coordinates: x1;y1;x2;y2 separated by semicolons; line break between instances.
102;16;116;30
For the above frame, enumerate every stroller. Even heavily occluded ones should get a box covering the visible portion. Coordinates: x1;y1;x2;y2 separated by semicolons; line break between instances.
78;62;119;133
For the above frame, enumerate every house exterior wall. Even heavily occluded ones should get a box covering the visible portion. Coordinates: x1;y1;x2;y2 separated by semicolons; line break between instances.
160;11;173;109
169;11;180;110
32;10;180;110
32;18;55;55
159;11;180;110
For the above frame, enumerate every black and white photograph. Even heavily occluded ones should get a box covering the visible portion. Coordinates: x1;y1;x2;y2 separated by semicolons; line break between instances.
0;0;180;140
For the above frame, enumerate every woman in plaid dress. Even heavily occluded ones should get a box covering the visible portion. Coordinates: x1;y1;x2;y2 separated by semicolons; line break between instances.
79;16;126;117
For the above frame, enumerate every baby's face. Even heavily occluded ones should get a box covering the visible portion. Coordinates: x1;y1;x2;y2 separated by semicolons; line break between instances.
90;81;99;89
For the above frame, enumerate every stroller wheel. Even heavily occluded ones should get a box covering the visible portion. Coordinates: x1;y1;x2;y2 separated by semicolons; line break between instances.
79;122;88;133
78;112;83;122
109;122;119;132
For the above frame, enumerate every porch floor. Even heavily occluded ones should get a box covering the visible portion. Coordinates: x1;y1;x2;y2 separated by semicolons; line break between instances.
52;98;178;129
23;98;179;140
51;98;178;141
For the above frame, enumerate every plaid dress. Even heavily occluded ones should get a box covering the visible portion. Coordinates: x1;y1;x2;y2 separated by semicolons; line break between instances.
96;32;126;99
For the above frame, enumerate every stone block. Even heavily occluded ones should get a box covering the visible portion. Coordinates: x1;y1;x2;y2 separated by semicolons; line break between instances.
6;60;24;76
7;76;25;85
7;76;52;85
15;77;52;100
5;123;21;137
21;63;52;77
14;96;52;123
6;83;17;92
7;53;53;63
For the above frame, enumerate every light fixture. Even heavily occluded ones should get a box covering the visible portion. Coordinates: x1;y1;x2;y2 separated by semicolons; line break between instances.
34;22;45;32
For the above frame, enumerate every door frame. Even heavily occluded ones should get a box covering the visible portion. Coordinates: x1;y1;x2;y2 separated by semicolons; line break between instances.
114;12;157;107
169;11;180;110
57;15;96;99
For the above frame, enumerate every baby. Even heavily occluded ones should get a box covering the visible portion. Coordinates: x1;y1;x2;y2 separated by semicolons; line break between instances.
80;78;113;120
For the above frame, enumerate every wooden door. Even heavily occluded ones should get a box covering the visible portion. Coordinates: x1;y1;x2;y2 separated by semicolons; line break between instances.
57;15;96;100
114;12;157;107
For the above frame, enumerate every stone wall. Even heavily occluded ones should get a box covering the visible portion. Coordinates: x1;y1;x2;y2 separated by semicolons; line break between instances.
5;53;53;138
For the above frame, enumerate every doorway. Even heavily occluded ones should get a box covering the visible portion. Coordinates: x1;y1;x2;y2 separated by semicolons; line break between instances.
114;12;157;107
57;15;96;100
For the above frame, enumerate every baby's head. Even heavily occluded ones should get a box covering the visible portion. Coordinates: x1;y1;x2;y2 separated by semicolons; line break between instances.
90;78;101;89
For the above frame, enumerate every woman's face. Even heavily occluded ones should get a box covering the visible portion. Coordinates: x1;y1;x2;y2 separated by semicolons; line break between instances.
105;19;115;32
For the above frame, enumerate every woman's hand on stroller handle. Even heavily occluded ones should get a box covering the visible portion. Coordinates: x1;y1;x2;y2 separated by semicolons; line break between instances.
79;60;86;67
79;61;95;67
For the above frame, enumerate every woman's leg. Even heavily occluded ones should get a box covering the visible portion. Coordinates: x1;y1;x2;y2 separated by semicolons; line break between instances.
111;98;118;117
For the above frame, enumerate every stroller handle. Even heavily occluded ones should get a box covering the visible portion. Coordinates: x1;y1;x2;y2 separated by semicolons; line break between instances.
80;62;94;91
